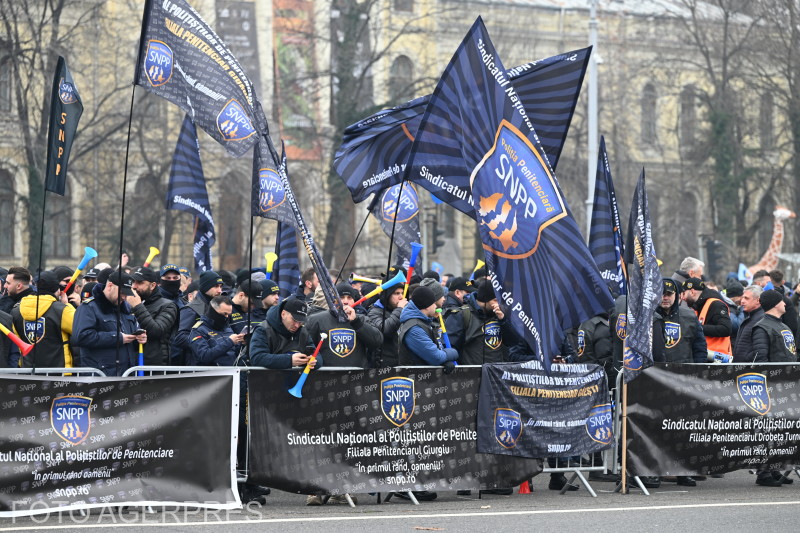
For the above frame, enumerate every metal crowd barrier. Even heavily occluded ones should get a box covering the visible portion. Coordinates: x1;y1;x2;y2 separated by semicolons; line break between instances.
0;367;107;377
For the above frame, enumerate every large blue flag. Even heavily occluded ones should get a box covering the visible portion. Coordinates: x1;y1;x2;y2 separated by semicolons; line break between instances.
589;136;626;296
166;115;215;272
252;139;344;319
409;18;611;371
275;222;301;300
135;0;259;157
623;169;662;383
45;56;83;195
334;47;591;206
369;183;422;265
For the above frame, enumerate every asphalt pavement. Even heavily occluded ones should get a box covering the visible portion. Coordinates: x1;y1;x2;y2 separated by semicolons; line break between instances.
2;470;799;532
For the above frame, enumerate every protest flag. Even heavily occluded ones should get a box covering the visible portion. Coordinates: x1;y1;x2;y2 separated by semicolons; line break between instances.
333;47;591;209
407;18;611;371
166;115;215;272
589;136;626;296
622;169;662;383
45;56;83;195
275;222;301;299
369;183;422;265
135;0;259;157
252;139;344;318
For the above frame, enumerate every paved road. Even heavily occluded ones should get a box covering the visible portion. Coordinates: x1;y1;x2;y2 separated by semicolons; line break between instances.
2;470;799;532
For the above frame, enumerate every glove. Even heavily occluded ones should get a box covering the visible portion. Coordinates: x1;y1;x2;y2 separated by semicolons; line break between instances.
442;361;456;375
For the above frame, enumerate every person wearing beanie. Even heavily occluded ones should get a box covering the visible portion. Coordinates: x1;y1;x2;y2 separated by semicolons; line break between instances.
733;285;764;363
251;279;280;323
420;278;445;308
173;271;223;365
306;283;382;369
10;271;76;369
751;290;796;364
228;279;263;335
682;277;733;359
443;278;516;366
128;266;178;366
722;282;745;340
421;270;440;282
398;285;459;368
365;280;407;367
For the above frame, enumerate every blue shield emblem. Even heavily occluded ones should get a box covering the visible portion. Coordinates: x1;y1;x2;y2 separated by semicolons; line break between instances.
470;121;567;259
329;328;356;358
737;373;770;416
257;168;285;213
58;78;78;104
50;396;92;445
381;377;414;427
615;314;627;340
664;321;681;349
781;329;796;355
381;183;419;223
585;404;613;446
24;318;45;344
494;408;522;449
483;320;502;349
623;346;643;371
577;330;585;357
143;40;173;87
216;99;256;141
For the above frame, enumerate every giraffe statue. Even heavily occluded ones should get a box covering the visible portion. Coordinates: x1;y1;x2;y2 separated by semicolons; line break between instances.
747;206;796;275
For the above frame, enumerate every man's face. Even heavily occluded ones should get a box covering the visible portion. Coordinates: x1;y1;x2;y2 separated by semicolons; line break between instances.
162;272;181;282
388;287;404;308
133;280;157;300
688;266;704;279
205;283;223;298
772;299;787;317
683;289;700;306
340;294;355;307
281;310;303;332
753;276;768;288
263;293;279;308
740;290;760;313
420;302;438;318
661;291;676;309
730;295;743;306
215;302;233;319
103;282;120;305
5;275;23;296
236;292;254;311
453;289;467;303
305;274;319;292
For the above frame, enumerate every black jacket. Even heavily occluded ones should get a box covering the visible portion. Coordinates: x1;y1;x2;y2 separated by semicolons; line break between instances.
732;307;765;363
130;291;178;365
751;314;797;362
692;288;732;338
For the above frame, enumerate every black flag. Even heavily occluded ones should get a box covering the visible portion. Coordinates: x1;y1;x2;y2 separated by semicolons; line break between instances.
45;57;83;195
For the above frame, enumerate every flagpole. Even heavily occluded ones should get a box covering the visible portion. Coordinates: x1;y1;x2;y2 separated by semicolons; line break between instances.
335;195;379;284
621;379;628;493
32;177;49;371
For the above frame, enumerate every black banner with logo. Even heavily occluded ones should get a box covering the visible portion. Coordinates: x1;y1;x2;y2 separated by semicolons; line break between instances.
0;371;239;517
477;362;612;458
628;365;800;476
247;367;543;494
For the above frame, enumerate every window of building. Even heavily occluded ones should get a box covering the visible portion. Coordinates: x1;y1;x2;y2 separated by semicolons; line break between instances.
0;61;10;113
0;170;13;256
393;0;413;12
760;93;774;151
388;55;414;103
680;85;696;147
641;84;657;145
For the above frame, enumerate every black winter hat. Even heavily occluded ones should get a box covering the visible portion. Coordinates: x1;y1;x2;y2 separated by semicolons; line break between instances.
260;279;279;295
420;277;445;303
726;284;743;298
760;289;784;312
475;279;497;303
199;271;223;293
37;271;61;295
335;282;361;301
422;270;440;282
411;286;437;310
53;266;74;281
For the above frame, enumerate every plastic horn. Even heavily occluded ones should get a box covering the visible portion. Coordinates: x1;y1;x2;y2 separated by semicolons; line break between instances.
142;246;160;267
403;242;424;298
0;322;34;357
435;308;452;349
265;252;278;280
469;259;486;281
137;343;144;377
63;247;98;294
352;271;406;307
288;333;327;398
349;273;382;285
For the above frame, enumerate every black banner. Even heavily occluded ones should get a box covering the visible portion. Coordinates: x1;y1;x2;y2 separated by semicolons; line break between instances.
0;371;239;517
628;364;800;476
477;362;612;458
247;367;542;494
45;56;83;195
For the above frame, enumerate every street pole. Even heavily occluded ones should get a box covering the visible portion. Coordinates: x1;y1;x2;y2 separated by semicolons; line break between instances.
585;0;599;241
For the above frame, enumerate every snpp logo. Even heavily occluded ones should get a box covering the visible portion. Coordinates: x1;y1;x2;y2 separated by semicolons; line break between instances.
329;328;356;358
381;183;419;223
58;78;79;104
381;377;414;427
585;404;613;446
143;40;173;87
217;99;256;142
257;167;285;213
737;373;770;416
494;408;522;449
51;396;92;445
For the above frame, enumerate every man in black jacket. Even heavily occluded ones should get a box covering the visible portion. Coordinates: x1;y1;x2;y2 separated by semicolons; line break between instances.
732;285;764;363
129;267;178;366
0;267;34;314
174;271;224;364
682;278;732;358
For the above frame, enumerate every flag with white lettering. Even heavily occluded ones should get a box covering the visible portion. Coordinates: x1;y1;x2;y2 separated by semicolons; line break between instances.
135;0;260;157
622;169;661;382
589;136;626;296
409;18;611;372
166;115;215;272
45;56;83;195
333;47;591;208
369;183;422;265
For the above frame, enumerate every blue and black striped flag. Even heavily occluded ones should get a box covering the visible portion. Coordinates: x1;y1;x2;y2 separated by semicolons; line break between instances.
135;0;260;157
369;183;422;266
623;169;662;383
166;115;215;272
333;47;591;209
275;222;301;300
45;56;83;195
409;18;611;371
589;136;626;296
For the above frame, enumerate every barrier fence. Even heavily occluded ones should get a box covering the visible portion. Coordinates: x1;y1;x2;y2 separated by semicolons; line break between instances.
5;362;797;516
